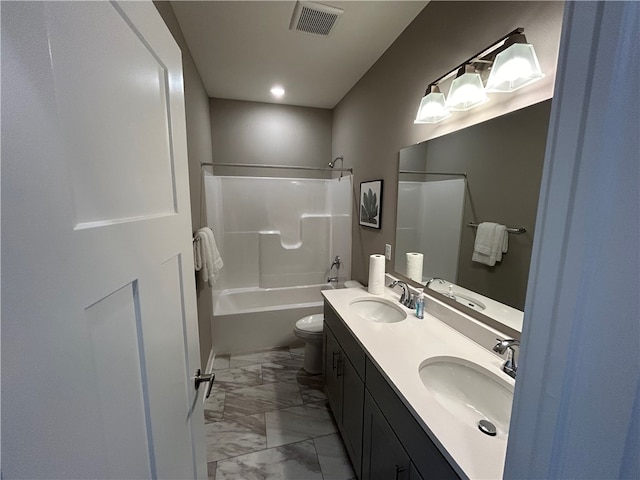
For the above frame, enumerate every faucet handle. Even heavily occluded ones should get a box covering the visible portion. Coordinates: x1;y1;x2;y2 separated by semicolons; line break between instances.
493;337;519;352
500;347;517;379
408;293;416;309
493;338;519;379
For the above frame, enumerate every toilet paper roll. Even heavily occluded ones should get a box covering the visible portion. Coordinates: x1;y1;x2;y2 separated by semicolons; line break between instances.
368;254;386;295
406;252;424;283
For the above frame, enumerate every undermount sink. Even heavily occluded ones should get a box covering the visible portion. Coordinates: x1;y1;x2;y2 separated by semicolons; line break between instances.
418;356;513;436
451;293;486;312
349;297;407;323
433;289;486;312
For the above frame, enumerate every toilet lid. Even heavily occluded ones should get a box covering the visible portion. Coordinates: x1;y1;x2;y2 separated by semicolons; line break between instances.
295;314;324;333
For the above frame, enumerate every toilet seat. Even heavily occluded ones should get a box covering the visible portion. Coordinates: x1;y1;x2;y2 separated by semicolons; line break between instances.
294;314;324;334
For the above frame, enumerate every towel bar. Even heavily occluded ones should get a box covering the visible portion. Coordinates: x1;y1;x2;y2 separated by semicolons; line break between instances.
467;222;526;234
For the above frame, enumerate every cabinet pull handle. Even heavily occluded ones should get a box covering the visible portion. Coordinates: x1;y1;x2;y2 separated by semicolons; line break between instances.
395;464;406;480
332;351;340;370
336;358;344;377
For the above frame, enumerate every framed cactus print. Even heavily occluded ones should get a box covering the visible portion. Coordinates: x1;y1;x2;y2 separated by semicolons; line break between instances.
359;180;383;229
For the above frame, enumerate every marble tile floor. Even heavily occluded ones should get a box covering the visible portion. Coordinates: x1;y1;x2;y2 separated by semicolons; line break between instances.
204;345;356;480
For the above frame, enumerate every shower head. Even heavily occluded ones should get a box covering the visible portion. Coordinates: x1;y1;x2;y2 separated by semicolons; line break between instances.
328;156;344;168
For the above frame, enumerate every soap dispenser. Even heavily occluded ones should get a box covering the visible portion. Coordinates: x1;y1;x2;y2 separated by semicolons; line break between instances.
415;289;425;319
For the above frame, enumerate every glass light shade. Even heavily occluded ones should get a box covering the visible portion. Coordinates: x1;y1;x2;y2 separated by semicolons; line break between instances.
414;90;451;124
485;43;544;92
446;72;489;111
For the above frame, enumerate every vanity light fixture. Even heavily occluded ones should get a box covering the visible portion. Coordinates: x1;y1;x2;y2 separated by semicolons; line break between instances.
485;33;544;92
446;65;489;111
414;28;543;124
270;85;285;98
414;84;451;124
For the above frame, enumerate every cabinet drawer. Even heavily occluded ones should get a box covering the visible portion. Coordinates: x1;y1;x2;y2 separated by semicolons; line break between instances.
365;358;459;480
324;301;366;379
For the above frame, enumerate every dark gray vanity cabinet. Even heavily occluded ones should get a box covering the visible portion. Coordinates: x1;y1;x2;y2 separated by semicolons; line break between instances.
324;302;365;479
363;390;423;480
324;325;344;418
323;299;460;480
365;358;459;480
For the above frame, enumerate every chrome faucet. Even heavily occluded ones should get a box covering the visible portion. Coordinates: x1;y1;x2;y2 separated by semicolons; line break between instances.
327;256;341;282
425;277;445;288
493;338;520;379
388;280;414;308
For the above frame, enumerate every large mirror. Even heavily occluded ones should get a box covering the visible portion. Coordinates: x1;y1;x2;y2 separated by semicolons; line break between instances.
395;100;552;333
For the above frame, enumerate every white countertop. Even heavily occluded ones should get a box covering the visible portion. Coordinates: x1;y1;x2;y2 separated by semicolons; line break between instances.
322;286;515;480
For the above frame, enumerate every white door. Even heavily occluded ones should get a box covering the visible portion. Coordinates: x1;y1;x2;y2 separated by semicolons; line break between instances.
1;2;206;478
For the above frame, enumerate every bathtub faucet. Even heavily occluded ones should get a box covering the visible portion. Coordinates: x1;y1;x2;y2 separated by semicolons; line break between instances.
328;256;341;283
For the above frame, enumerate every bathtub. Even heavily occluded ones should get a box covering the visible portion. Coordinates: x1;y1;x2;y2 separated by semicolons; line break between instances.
211;284;334;354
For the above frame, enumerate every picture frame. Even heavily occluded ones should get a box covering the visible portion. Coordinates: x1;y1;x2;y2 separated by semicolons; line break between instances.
359;180;383;229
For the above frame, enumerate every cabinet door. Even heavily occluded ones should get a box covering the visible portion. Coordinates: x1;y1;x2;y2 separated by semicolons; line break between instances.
341;355;364;478
324;325;343;422
409;462;424;480
363;391;411;480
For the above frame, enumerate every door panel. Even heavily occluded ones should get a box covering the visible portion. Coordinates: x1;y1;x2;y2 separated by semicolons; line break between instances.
1;2;205;478
48;1;177;226
86;281;152;479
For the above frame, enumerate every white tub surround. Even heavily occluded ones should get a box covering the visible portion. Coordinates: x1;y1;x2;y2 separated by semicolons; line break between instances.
322;286;516;479
205;174;352;290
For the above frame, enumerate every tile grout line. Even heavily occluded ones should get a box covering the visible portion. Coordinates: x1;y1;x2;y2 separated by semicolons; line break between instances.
310;436;326;480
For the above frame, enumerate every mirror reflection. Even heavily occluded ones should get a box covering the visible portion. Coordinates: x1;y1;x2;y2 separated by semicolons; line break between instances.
395;100;552;330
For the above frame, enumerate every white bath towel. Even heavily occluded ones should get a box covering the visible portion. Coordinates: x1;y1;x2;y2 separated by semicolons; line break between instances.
472;222;508;266
194;227;223;285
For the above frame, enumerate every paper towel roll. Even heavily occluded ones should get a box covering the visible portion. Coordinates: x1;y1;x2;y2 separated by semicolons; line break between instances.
406;252;424;283
368;254;386;295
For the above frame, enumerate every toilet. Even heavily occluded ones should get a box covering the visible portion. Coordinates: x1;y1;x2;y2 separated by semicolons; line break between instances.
293;314;324;374
294;281;364;374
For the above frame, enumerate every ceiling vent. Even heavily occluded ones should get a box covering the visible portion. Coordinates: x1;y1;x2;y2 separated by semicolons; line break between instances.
290;1;344;37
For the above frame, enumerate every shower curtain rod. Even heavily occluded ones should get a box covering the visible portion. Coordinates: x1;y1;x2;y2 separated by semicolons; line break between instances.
201;162;353;173
399;170;467;177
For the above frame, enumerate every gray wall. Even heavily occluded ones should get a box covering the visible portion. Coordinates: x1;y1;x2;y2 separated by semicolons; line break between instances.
209;98;332;177
155;1;214;369
332;1;564;285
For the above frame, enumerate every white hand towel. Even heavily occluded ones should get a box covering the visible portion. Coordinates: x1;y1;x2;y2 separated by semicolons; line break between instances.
193;237;203;272
494;225;508;263
472;222;508;266
194;227;223;285
204;227;224;273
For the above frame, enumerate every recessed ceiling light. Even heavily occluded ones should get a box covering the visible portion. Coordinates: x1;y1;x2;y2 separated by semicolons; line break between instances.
270;86;285;98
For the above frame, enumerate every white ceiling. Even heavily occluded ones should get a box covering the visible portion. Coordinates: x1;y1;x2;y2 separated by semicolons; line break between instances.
170;1;428;109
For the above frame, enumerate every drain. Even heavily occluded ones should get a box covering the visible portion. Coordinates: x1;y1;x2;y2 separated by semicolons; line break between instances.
478;419;497;436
